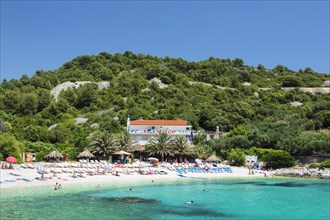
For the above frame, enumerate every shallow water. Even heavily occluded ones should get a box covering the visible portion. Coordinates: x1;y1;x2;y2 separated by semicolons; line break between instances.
1;178;329;220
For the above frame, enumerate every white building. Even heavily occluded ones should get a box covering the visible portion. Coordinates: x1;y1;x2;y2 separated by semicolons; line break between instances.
127;118;193;150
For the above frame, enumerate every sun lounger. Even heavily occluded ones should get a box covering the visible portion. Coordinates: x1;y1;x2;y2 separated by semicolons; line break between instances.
20;164;28;169
224;167;233;173
28;164;35;169
19;178;32;182
9;172;21;176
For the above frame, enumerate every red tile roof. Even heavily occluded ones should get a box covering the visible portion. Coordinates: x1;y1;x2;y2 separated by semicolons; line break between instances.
130;120;187;126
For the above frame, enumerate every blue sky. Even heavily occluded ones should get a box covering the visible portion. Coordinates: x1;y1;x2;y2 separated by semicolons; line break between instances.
1;1;329;81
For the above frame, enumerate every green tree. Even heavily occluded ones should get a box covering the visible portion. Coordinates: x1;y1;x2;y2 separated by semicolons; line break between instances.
173;136;190;162
233;58;244;68
0;133;22;162
227;148;245;166
89;131;118;159
19;93;38;115
118;131;137;152
146;133;174;162
193;144;214;159
263;150;295;169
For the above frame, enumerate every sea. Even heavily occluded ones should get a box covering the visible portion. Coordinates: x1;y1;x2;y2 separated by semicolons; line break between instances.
0;177;329;220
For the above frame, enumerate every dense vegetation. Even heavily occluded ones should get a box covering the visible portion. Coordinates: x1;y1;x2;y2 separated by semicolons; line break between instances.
0;51;329;165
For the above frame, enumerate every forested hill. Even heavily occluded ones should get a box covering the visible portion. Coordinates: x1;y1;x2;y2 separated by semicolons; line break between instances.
0;51;329;161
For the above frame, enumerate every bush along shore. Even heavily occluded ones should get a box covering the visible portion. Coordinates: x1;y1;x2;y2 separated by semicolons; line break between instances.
272;168;330;179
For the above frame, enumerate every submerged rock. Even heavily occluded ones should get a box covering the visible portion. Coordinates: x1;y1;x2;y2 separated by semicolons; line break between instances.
102;197;158;204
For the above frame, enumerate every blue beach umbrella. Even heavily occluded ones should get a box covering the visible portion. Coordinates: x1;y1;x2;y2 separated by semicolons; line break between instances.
36;165;48;173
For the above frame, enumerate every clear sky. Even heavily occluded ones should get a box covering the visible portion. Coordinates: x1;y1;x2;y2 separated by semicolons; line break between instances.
1;1;329;81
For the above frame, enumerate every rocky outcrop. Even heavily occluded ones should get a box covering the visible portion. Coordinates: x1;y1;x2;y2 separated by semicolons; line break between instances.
189;81;235;90
290;101;303;107
271;168;330;179
75;117;88;125
323;80;330;87
150;78;168;88
259;87;330;94
50;81;110;101
282;87;330;94
48;124;58;131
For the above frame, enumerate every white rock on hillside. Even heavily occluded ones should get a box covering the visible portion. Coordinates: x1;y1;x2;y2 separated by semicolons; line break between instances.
188;82;230;90
48;124;58;131
90;123;100;129
50;81;110;101
150;78;168;88
323;80;330;87
290;101;303;107
242;82;251;86
75;117;88;125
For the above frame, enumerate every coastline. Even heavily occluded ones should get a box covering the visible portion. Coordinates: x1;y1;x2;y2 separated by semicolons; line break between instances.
0;164;265;191
2;163;329;193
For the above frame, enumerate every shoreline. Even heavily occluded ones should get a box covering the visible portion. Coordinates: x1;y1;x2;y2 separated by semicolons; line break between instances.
0;164;266;191
2;163;329;192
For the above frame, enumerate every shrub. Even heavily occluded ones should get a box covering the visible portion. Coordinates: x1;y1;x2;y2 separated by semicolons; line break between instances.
309;162;320;169
0;133;23;163
228;148;246;166
320;160;330;169
263;150;295;169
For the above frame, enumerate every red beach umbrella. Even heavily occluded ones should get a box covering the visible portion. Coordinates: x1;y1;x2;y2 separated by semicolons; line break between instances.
6;156;18;163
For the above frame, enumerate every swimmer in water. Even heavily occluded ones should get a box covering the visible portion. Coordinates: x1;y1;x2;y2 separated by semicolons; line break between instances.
184;201;194;204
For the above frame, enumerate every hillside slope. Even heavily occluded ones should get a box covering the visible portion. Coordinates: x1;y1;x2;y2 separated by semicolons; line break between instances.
0;52;329;160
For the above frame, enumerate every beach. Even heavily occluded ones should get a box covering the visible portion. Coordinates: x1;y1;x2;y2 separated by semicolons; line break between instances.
1;164;329;220
0;162;266;190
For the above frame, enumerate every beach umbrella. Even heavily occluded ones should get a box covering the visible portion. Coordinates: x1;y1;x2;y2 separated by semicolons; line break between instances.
195;159;203;165
36;165;48;173
112;150;133;156
44;149;63;159
113;150;132;163
77;149;95;158
6;156;18;163
206;155;221;162
148;157;159;162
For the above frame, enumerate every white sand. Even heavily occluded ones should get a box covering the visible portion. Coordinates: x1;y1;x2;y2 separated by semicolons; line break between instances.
0;163;267;190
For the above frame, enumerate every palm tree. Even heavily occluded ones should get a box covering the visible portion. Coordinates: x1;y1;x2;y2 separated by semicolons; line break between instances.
173;136;190;162
193;144;214;159
89;131;118;159
146;133;174;162
118;131;137;152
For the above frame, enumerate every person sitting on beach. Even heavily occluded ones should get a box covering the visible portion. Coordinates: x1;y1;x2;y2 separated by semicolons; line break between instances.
184;201;194;204
54;182;58;190
96;184;101;188
58;184;62;189
72;171;78;178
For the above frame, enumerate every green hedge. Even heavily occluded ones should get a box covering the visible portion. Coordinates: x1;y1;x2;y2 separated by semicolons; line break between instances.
263;150;295;169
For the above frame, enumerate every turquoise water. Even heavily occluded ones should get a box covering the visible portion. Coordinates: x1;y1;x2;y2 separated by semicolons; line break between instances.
0;178;329;220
